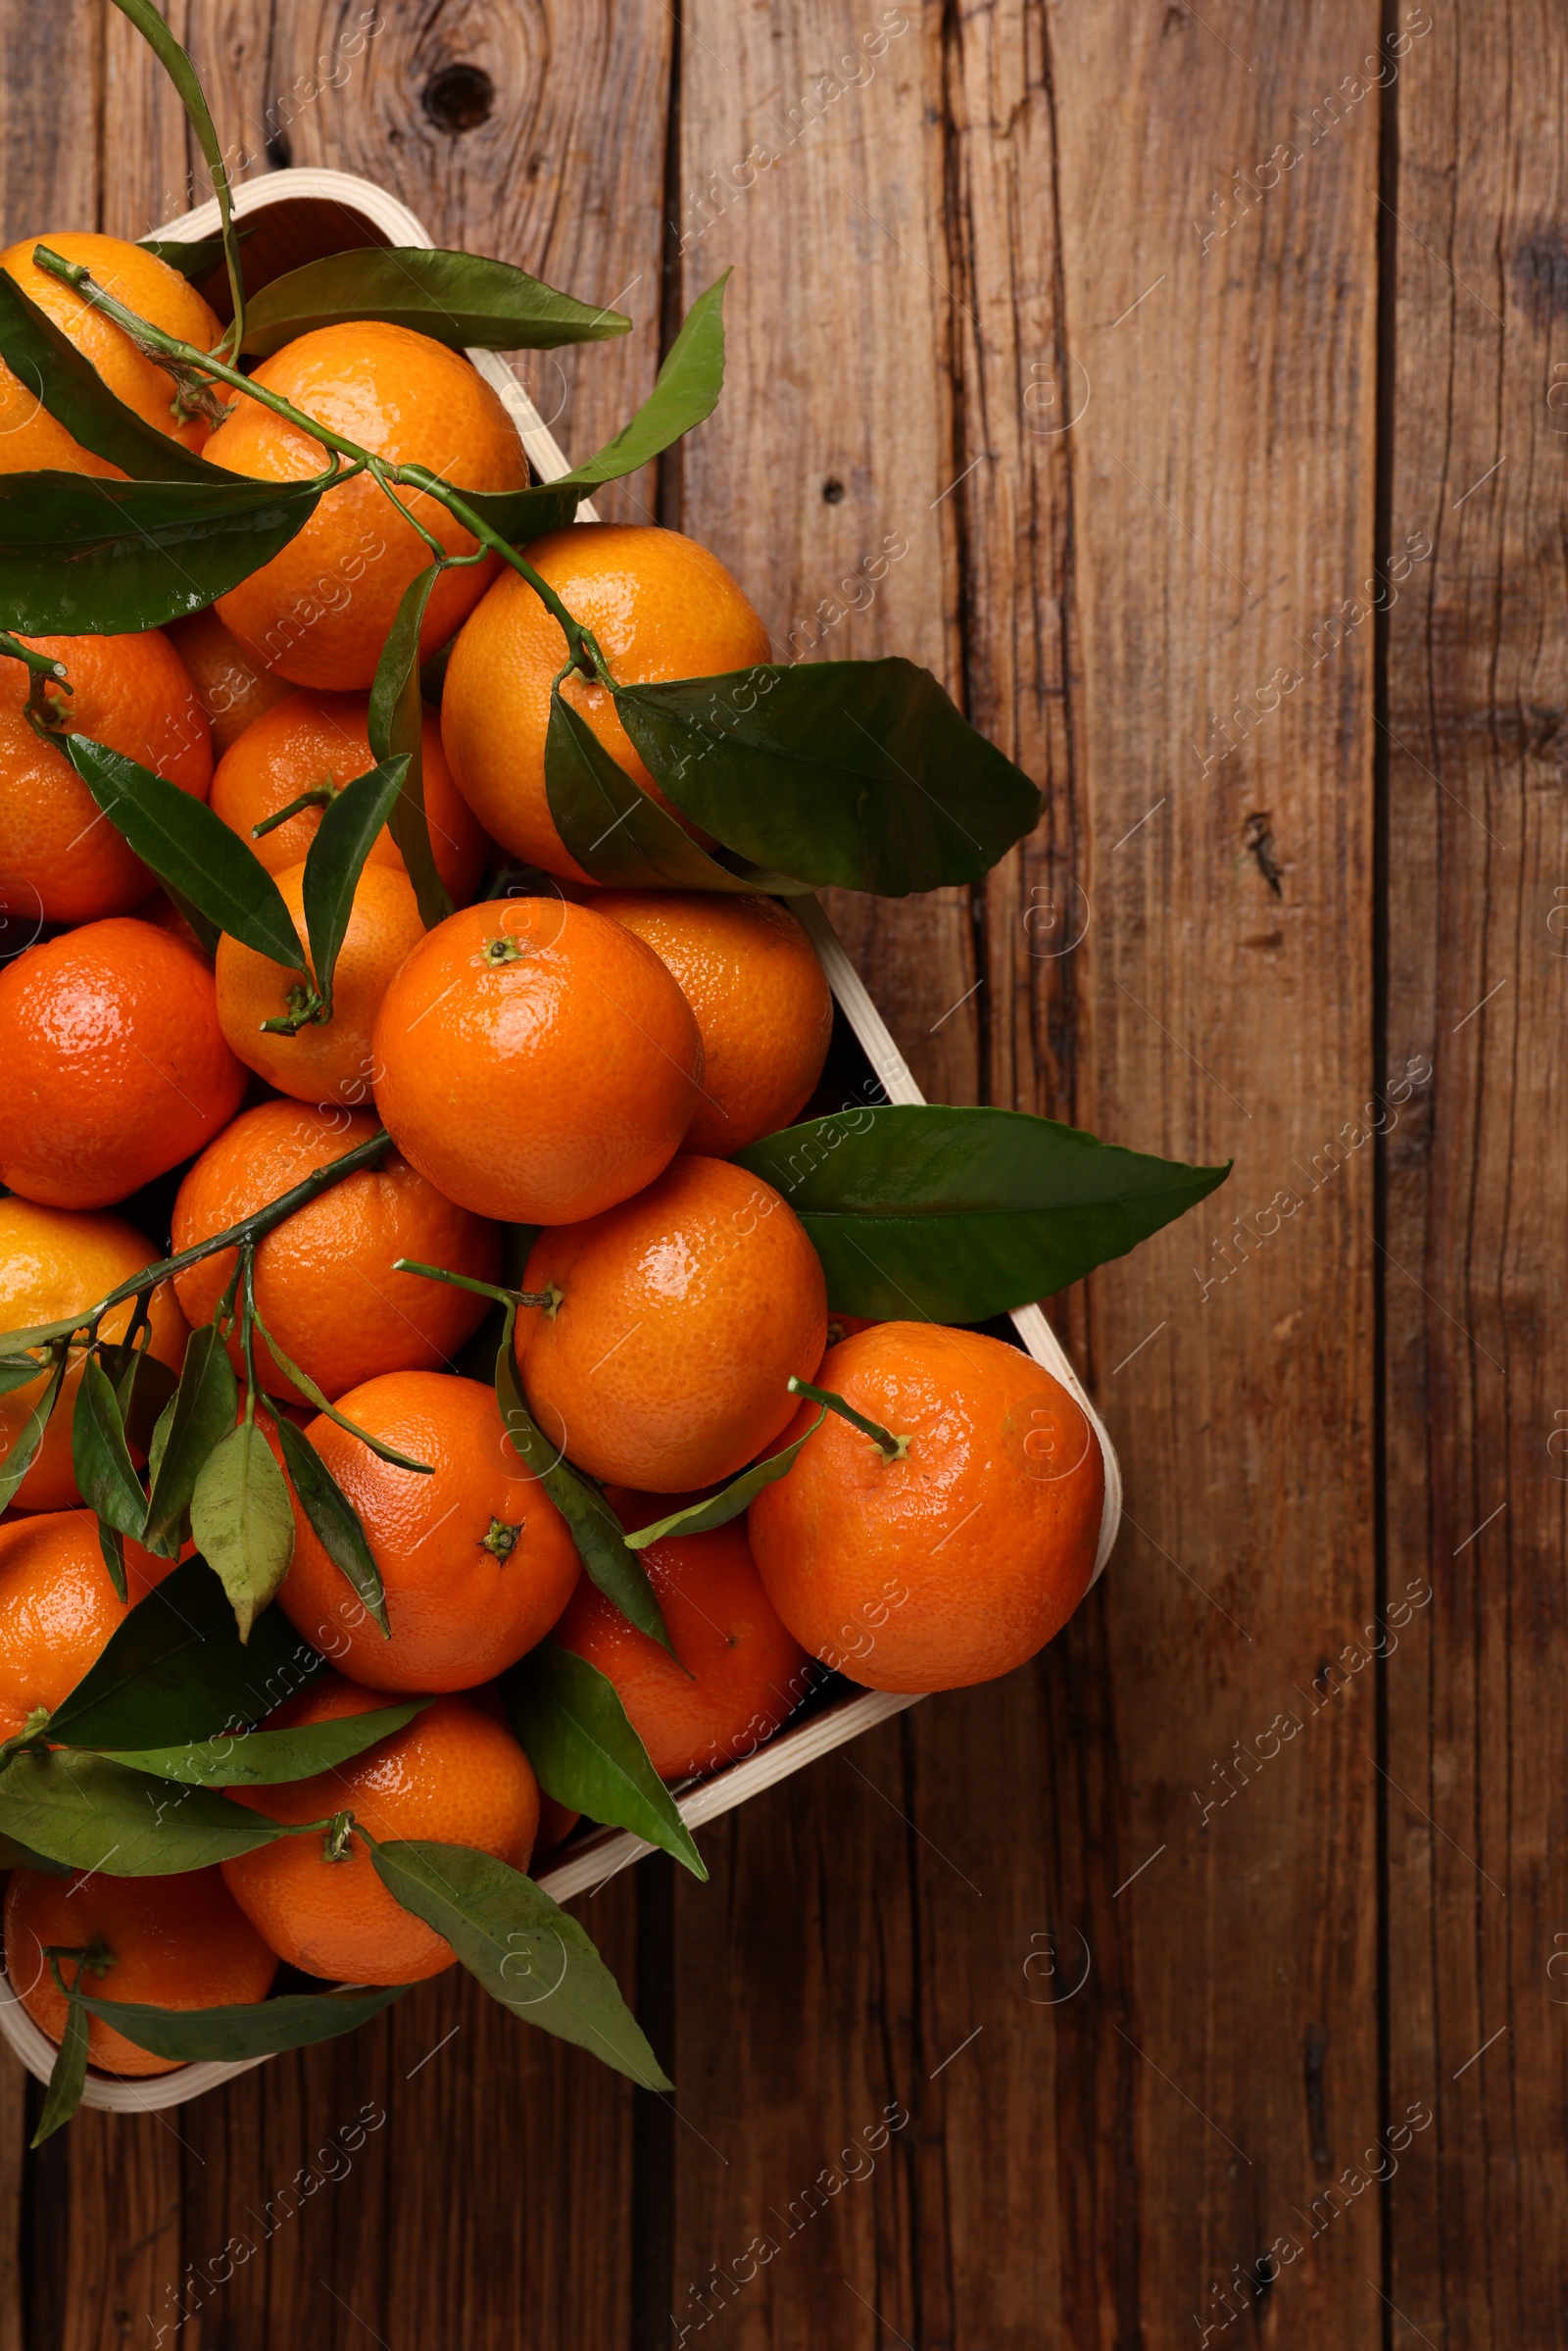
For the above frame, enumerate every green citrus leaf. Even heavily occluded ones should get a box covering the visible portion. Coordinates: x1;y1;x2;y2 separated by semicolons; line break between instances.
252;1313;432;1476
300;753;409;1012
190;1422;296;1643
735;1103;1232;1320
44;1557;323;1753
0;1347;67;1511
621;1410;827;1548
555;272;728;487
502;1641;706;1879
63;1980;408;2062
543;686;812;894
0;270;215;482
441;479;583;546
135;231;230;283
0;470;321;634
367;565;452;929
368;1837;670;2089
238;247;631;357
0;1750;282;1876
64;734;307;971
0;1352;48;1397
496;1305;672;1654
271;1416;389;1638
102;1340;179;1455
615;657;1045;896
30;1986;89;2145
111;0;245;334
142;1324;240;1553
96;1523;128;1605
71;1356;147;1545
96;1699;425;1786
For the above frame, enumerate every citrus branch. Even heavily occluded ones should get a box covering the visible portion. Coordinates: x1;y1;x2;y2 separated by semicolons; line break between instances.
29;246;612;688
0;1128;395;1364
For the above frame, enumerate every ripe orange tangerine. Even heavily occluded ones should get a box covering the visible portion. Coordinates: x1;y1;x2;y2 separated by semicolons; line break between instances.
748;1323;1104;1693
552;1491;809;1780
275;1370;579;1690
171;1102;499;1407
5;1867;277;2078
0;1511;176;1740
0;1199;187;1514
166;609;294;758
0;918;245;1210
595;890;833;1151
215;860;423;1106
222;1677;539;1984
0;231;220;474
209;689;486;903
0;627;213;926
371;897;704;1225
206;321;528;690
516;1155;827;1494
440;523;772;881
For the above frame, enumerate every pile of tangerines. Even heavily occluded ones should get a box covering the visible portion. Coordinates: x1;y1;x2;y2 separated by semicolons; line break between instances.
0;36;1124;2123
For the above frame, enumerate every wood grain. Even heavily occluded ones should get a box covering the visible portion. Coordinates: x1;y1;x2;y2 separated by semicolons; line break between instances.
1383;4;1568;2343
1;0;1559;2342
1044;2;1386;2341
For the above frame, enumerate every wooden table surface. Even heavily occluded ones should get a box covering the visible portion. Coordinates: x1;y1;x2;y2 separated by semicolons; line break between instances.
1;2;1559;2344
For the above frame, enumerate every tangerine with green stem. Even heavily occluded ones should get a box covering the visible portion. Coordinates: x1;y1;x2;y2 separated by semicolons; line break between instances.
275;1370;579;1691
5;1867;278;2079
210;688;486;902
0;626;213;926
747;1322;1104;1693
171;1102;500;1408
221;1676;540;1984
203;321;529;690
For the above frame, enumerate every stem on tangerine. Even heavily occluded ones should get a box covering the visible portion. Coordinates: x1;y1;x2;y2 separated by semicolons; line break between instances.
786;1375;910;1464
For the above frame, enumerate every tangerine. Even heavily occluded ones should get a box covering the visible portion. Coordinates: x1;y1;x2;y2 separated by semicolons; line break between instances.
440;523;771;880
275;1370;579;1691
209;688;485;902
0;1511;176;1739
515;1154;827;1493
0;918;245;1209
748;1323;1104;1692
0;627;213;925
552;1492;808;1779
371;897;703;1224
0;1199;187;1513
171;1102;499;1406
214;860;423;1105
0;231;220;474
5;1866;277;2078
221;1676;539;1984
206;322;527;690
166;609;294;758
595;891;832;1151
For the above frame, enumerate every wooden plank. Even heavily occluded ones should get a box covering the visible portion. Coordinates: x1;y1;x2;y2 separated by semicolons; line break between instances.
1038;5;1385;2342
1383;4;1568;2340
